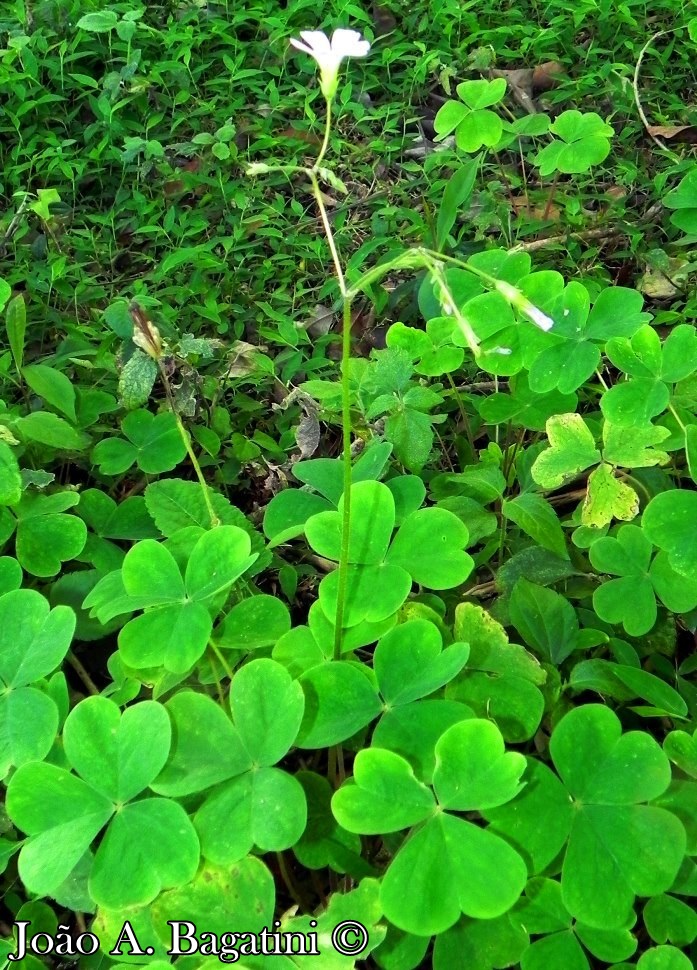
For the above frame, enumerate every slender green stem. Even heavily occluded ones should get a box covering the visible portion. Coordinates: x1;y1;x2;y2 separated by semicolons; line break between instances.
158;361;220;528
308;172;346;295
333;297;353;659
209;639;234;682
668;402;687;432
305;110;352;658
313;98;332;172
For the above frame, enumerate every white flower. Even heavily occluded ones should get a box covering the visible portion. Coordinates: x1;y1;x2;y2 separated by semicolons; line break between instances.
290;29;370;100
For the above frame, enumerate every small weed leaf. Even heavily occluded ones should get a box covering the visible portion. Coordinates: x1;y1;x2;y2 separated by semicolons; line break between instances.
637;946;695;970
118;350;158;410
503;493;568;558
0;441;22;505
92;410;187;476
535;110;614;176
643;894;697;946
532;413;601;489
511;877;637;970
549;705;686;928
582;463;640;528
591;526;697;636
663;729;697;779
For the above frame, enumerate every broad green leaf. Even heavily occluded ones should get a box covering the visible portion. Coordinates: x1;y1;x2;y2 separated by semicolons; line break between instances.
0;589;74;686
433;719;526;811
601;379;669;427
509;578;579;663
332;748;435;834
432;912;529;970
637;946;694;970
7;763;113;897
22;364;77;422
0;689;59;777
381;814;527;934
118;602;212;673
152;691;251;796
373;700;474;785
386;507;473;588
306;481;395;565
93;411;187;475
485;759;574;874
503;493;568;558
263;489;333;546
89;798;199;908
230;658;304;765
121;539;184;605
15;511;87;577
195;768;306;863
590;526;657;636
318;562;411;628
664;729;697;779
76;10;119;31
63;697;171;803
603;420;670;468
550;705;685;928
217;595;290;650
447;671;545;743
373;619;469;705
532;414;600;489
185;526;254;600
296;661;382;748
644;894;697;946
16;412;89;451
642;491;697;576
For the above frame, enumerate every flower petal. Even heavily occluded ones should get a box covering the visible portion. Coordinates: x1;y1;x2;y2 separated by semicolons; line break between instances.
299;30;332;55
331;28;370;58
289;37;315;56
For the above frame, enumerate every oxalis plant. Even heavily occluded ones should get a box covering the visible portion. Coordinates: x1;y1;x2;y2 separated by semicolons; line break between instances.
0;19;697;970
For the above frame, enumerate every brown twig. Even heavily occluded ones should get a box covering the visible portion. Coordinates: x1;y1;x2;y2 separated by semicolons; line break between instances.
67;651;100;696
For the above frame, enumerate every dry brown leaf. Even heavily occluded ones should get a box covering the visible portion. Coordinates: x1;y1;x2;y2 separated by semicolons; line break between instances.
532;61;565;92
646;125;697;143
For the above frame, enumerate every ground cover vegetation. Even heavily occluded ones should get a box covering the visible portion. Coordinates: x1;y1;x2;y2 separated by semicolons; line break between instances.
1;0;697;966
